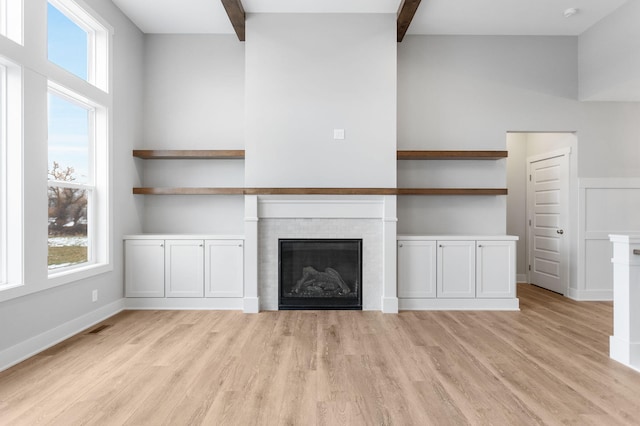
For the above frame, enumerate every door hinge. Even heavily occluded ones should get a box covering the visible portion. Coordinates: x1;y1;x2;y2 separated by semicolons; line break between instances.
528;265;531;271
529;219;531;226
529;174;532;181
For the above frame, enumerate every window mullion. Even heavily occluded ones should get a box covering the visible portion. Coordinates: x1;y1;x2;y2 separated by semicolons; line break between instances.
48;180;92;191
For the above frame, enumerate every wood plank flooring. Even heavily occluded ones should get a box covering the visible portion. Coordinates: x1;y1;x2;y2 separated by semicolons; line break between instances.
2;284;640;425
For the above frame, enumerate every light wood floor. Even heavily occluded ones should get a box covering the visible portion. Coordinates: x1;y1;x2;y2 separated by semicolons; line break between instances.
2;284;640;425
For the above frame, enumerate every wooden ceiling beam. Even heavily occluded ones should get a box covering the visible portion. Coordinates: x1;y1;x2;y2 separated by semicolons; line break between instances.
397;0;422;42
221;0;245;41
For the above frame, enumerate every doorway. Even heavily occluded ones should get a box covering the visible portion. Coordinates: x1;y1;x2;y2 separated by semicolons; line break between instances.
506;133;577;295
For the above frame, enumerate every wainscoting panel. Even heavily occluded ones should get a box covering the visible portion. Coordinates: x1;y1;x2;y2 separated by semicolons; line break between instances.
575;179;640;300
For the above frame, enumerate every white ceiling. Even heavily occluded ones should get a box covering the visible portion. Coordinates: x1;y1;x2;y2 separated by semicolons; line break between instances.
111;0;629;36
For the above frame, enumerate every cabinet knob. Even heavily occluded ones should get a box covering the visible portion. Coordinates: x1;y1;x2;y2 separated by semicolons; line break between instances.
478;245;483;248
238;244;243;247
199;244;203;247
439;244;443;248
160;244;164;247
399;243;403;248
557;229;564;235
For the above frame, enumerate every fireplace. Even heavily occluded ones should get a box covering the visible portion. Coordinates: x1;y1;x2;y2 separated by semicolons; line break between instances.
279;239;363;310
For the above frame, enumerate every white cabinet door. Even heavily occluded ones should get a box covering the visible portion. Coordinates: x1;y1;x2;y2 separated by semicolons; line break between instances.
477;240;516;298
205;240;244;298
398;240;437;298
125;240;165;297
165;240;204;298
437;240;476;298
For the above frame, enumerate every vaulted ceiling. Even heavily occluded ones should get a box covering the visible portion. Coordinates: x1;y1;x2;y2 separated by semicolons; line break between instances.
111;0;629;38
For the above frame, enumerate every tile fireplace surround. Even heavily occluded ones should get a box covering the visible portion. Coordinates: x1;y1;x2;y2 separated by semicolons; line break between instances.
242;195;399;313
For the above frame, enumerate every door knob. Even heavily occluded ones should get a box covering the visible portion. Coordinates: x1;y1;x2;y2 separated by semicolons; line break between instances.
557;229;564;235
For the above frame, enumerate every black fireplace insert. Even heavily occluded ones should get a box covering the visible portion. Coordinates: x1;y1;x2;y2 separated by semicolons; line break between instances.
278;239;362;310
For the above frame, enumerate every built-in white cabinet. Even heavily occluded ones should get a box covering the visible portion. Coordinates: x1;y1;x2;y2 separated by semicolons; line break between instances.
397;236;518;309
476;240;516;299
125;239;165;297
205;240;244;298
125;236;244;302
397;240;437;298
437;240;476;298
165;240;204;298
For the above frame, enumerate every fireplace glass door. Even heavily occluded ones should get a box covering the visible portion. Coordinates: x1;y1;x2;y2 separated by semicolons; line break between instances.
279;239;362;310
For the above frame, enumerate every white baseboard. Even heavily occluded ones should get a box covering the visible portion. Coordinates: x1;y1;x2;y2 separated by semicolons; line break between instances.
398;298;519;311
0;299;125;372
517;274;528;283
243;297;260;313
381;297;399;313
125;297;244;310
566;289;613;301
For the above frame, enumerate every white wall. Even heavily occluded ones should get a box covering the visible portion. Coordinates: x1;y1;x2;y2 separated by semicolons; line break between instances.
0;0;144;368
244;13;397;188
142;35;244;148
526;133;576;157
140;35;245;234
398;36;640;239
579;0;640;101
579;103;640;178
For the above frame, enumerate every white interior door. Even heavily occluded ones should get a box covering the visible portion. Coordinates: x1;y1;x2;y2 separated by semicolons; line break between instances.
527;150;569;294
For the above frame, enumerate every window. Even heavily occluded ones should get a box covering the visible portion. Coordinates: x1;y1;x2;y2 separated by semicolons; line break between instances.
47;89;94;270
0;64;6;283
44;0;111;284
0;56;22;290
46;81;109;281
48;0;110;91
0;0;111;299
48;2;89;81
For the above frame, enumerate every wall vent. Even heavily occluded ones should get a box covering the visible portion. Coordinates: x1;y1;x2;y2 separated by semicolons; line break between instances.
87;324;111;334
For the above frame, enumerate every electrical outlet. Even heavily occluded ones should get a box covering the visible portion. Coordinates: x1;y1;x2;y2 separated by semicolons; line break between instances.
333;129;345;140
92;289;98;302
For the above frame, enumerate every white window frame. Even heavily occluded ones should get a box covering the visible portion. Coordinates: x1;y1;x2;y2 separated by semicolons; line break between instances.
43;0;112;288
0;0;112;301
0;0;23;45
0;63;6;284
47;81;109;285
48;0;109;92
0;56;23;292
47;86;95;272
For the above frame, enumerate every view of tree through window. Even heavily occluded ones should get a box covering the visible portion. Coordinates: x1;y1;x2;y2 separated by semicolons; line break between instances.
47;92;93;269
46;1;100;271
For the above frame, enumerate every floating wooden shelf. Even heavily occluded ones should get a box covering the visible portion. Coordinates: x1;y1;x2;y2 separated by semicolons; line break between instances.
133;149;508;196
397;188;508;196
133;187;245;195
244;188;397;195
133;150;245;159
134;187;507;196
397;150;508;160
133;149;506;160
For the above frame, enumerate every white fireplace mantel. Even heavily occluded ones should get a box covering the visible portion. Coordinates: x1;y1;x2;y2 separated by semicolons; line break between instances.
242;194;399;313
